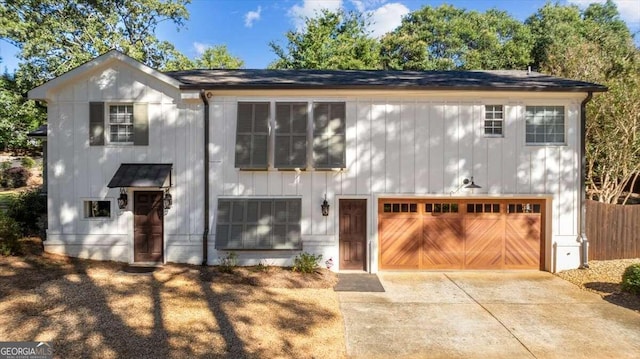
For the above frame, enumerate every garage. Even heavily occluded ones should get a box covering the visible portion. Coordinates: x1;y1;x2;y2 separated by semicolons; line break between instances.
378;199;545;270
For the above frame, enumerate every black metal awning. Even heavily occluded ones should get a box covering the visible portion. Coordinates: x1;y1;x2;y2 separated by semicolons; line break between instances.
107;163;172;188
27;124;47;138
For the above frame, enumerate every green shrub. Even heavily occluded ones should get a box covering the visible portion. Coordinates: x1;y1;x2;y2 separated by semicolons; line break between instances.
219;252;238;273
0;212;22;255
0;161;11;173
1;167;31;188
621;263;640;295
20;156;36;169
6;189;46;237
293;252;322;273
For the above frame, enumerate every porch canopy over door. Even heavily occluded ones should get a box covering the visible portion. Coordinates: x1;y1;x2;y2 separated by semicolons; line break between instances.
107;163;172;188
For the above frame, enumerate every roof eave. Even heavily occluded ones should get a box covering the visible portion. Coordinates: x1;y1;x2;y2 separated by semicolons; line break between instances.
177;84;608;92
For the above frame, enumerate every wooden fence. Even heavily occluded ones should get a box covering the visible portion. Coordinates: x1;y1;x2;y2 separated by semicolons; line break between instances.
587;200;640;260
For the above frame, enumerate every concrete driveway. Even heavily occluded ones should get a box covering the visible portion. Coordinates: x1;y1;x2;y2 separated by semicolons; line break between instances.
338;272;640;359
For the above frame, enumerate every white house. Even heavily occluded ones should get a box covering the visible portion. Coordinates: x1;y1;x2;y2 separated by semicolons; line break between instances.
28;50;606;272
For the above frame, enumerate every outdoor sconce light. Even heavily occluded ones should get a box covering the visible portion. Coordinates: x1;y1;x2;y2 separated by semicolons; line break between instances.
163;189;172;210
321;195;330;216
464;176;481;189
117;188;128;209
450;176;482;195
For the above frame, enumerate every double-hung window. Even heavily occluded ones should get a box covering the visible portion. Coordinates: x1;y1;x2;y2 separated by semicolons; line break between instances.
484;105;503;137
525;106;565;145
215;198;302;250
109;105;134;143
89;102;148;146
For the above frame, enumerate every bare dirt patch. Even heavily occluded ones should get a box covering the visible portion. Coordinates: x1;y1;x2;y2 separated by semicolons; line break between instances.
556;258;640;312
0;239;345;358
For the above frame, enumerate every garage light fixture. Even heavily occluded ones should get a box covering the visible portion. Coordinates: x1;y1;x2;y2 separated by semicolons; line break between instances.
464;177;481;189
450;177;482;195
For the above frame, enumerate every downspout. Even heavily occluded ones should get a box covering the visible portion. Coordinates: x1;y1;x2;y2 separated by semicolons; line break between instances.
200;90;210;266
579;92;593;269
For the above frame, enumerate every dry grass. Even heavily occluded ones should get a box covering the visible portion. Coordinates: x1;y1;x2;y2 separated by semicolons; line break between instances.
0;240;345;358
556;258;640;313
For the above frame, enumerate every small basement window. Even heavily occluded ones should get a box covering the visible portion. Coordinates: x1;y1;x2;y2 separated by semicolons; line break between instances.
84;200;111;218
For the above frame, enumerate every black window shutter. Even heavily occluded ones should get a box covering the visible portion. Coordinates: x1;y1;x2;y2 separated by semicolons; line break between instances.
235;102;269;169
89;102;105;146
313;102;346;169
275;103;307;169
133;103;149;146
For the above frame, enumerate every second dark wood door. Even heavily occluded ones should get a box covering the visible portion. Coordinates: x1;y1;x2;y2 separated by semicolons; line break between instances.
134;191;164;262
339;199;367;270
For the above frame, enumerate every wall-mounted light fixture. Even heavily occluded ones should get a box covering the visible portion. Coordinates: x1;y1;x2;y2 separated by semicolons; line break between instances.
117;188;128;209
321;195;330;216
163;188;172;210
464;176;481;189
450;177;482;195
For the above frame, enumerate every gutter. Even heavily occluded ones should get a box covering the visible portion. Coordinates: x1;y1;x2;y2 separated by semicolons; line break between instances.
200;90;210;266
579;92;593;269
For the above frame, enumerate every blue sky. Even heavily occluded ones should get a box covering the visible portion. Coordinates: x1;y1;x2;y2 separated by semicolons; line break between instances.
1;0;639;71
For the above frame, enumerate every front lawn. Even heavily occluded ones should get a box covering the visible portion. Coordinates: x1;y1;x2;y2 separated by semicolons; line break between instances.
0;240;346;358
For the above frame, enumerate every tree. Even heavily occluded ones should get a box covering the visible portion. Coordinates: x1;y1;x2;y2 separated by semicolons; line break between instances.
380;5;532;70
527;1;639;204
0;0;191;89
0;71;42;152
269;9;380;69
195;45;244;69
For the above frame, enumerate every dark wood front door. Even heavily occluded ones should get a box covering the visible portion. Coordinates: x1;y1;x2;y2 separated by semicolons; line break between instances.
134;191;164;262
339;199;367;270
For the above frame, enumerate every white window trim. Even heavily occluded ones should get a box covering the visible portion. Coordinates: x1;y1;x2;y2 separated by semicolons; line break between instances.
105;103;134;146
483;104;505;138
524;105;567;146
81;198;113;220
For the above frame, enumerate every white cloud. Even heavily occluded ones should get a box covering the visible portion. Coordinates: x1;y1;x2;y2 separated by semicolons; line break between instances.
567;0;640;25
288;0;343;30
244;6;262;28
368;2;409;38
193;42;210;56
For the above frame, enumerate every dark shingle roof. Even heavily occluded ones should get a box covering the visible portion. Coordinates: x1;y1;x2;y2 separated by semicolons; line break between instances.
107;164;172;188
165;69;606;92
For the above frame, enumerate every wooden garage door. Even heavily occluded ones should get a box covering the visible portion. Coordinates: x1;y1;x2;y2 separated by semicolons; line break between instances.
379;199;544;270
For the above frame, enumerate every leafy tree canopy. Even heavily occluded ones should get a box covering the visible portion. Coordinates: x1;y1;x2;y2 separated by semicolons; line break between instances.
380;4;533;70
269;9;380;69
0;0;191;89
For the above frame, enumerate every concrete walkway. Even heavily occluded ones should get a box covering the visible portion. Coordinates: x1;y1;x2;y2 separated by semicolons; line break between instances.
338;272;640;359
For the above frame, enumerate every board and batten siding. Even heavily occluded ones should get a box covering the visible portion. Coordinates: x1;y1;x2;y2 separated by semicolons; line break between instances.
45;61;205;264
208;93;583;271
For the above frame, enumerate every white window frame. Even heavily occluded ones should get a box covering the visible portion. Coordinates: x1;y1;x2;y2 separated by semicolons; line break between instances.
106;104;134;145
82;199;112;219
484;104;504;137
525;105;566;146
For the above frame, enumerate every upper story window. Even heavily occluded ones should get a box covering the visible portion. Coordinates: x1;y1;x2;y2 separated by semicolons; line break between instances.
484;105;503;137
109;105;134;143
234;101;346;170
89;102;148;146
525;106;565;145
